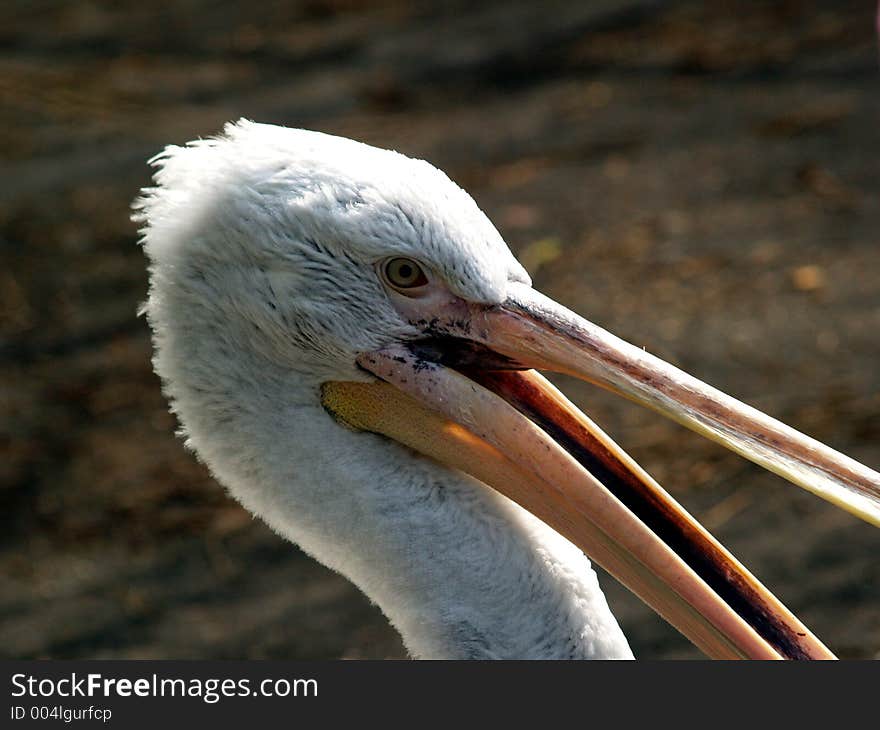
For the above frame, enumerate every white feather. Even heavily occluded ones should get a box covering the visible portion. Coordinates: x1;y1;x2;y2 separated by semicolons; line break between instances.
136;119;633;659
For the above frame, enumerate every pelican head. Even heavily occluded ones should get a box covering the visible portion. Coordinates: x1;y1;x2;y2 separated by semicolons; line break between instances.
136;120;878;659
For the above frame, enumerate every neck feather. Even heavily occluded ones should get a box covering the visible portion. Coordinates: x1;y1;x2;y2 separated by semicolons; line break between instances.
150;294;633;659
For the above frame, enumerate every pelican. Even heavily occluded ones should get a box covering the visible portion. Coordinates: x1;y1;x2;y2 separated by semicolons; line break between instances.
135;120;879;659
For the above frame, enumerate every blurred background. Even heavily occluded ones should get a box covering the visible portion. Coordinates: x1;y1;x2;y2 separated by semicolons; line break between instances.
1;0;878;659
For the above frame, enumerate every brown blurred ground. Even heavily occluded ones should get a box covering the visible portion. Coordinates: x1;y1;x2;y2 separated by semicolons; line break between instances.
1;0;878;659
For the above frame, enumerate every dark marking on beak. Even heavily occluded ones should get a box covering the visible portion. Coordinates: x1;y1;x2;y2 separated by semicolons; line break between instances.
407;334;527;372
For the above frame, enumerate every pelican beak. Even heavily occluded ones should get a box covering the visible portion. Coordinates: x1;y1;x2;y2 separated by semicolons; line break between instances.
322;281;880;659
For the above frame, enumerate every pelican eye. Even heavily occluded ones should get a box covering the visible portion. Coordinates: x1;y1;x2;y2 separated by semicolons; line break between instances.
382;257;429;291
